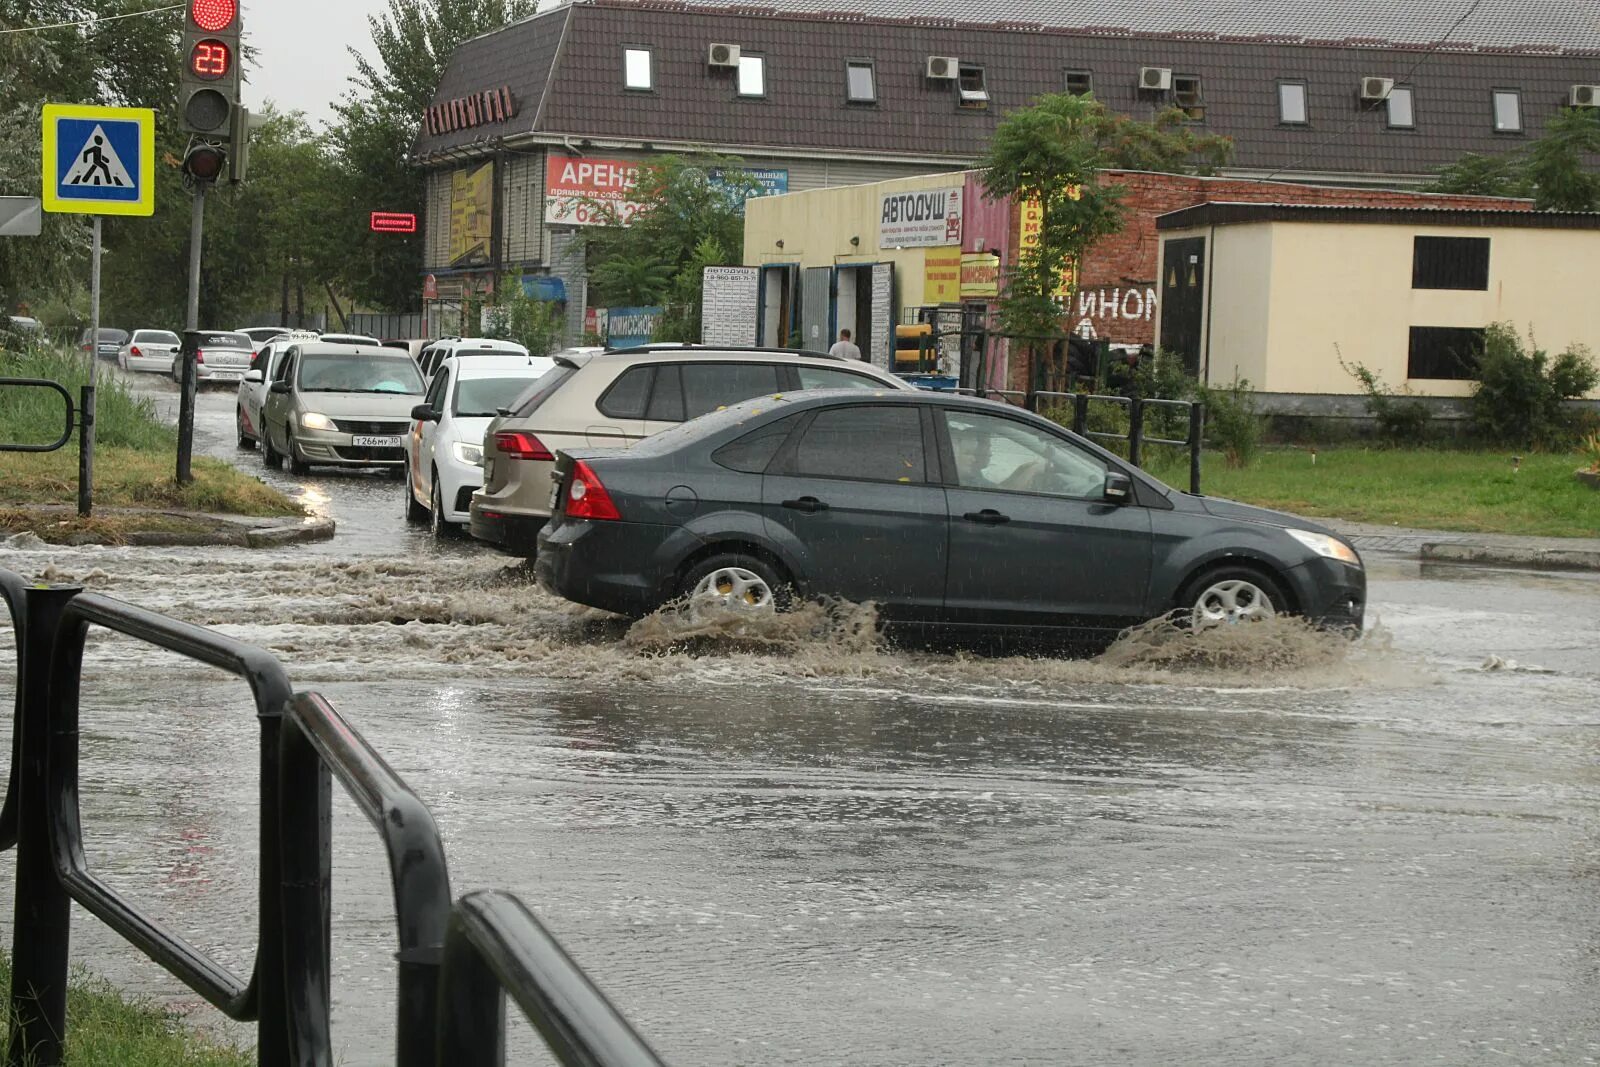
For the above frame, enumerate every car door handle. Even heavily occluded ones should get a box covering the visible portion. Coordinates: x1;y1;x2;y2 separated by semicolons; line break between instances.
962;509;1011;525
782;496;829;513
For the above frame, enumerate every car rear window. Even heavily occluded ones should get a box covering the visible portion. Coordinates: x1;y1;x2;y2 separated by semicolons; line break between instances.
796;365;888;390
89;329;129;343
197;331;251;349
597;366;651;419
454;376;543;417
683;363;783;419
509;364;577;418
712;414;801;473
788;405;926;484
133;331;179;345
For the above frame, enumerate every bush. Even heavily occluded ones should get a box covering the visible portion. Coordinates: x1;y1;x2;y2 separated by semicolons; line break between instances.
1469;324;1599;448
1193;373;1263;468
483;274;564;356
1341;357;1431;445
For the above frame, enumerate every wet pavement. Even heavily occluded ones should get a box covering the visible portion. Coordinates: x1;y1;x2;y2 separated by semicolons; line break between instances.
1;373;1598;1065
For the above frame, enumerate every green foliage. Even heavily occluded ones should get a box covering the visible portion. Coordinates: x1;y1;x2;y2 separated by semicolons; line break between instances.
483;274;563;356
1469;323;1599;448
587;253;673;307
0;340;173;451
1424;109;1600;211
1192;373;1263;468
1340;357;1431;445
1579;431;1600;474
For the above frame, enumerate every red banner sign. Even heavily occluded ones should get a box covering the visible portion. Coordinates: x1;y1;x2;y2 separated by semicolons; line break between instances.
424;86;516;136
370;211;417;234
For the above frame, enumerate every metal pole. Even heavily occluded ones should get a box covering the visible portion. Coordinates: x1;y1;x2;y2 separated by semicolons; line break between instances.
178;188;204;484
88;217;99;389
7;584;82;1067
77;386;93;518
1189;402;1205;495
1128;397;1144;469
186;186;203;331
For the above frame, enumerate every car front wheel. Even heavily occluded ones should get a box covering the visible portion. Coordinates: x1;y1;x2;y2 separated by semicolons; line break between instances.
287;431;311;476
1179;565;1288;629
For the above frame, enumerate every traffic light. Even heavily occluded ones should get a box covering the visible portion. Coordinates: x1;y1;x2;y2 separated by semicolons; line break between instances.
179;0;241;138
181;139;226;183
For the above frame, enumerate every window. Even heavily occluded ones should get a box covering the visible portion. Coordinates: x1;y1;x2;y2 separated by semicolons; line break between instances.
1412;236;1490;291
623;48;652;91
597;365;651;419
846;60;875;103
738;54;765;97
681;363;782;419
454;377;536;417
645;365;685;422
1387;86;1415;129
944;411;1109;499
1064;69;1092;96
1278;81;1308;125
424;368;449;410
1173;74;1204;120
713;415;800;473
957;63;989;109
1408;326;1484;380
1493;89;1522;133
795;366;886;391
790;406;925;483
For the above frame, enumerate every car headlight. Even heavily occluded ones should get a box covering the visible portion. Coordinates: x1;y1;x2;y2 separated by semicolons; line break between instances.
1285;528;1362;567
299;411;336;431
453;441;484;466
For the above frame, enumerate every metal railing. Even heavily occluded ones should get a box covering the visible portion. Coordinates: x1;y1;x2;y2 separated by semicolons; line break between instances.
0;377;93;515
0;572;666;1067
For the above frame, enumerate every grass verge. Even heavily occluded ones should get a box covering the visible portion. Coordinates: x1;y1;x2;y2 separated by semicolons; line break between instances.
1146;446;1600;538
0;449;300;517
0;952;251;1066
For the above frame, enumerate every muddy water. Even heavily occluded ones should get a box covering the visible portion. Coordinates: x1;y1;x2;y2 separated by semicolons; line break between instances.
3;525;1599;1066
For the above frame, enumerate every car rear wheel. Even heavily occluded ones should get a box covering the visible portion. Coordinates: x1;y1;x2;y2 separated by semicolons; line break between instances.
236;407;254;449
262;427;283;470
1180;565;1287;629
679;554;789;615
403;462;427;524
287;431;311;476
429;472;455;539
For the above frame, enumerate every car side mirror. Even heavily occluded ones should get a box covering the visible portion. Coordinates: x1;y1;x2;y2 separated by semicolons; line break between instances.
411;404;439;422
269;380;291;394
1103;471;1133;503
244;370;263;384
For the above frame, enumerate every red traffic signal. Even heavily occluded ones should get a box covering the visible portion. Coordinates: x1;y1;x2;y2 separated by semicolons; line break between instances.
188;0;237;31
370;212;417;234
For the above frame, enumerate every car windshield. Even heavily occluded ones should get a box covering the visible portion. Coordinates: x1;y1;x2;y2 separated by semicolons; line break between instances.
453;376;543;417
297;355;424;394
133;330;179;345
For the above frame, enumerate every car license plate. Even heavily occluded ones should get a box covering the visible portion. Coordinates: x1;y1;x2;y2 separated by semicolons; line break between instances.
210;370;241;380
352;435;400;448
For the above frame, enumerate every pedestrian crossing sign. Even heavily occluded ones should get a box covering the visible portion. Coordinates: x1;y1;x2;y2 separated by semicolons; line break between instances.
41;104;155;217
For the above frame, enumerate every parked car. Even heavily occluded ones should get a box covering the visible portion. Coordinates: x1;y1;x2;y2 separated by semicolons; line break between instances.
534;390;1367;643
79;327;128;360
6;315;41;334
171;330;254;386
115;329;181;374
418;337;529;382
403;352;555;537
236;333;319;448
470;346;910;555
237;326;302;347
260;344;426;474
383;338;433;361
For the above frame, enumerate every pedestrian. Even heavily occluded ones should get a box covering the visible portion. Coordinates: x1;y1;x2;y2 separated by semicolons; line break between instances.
828;328;862;361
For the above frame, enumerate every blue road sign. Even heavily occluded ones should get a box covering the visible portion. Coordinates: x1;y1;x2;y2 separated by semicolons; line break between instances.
41;104;156;217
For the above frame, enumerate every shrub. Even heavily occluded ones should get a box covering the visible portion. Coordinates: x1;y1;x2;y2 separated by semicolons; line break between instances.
1580;431;1600;474
1341;357;1431;445
1193;373;1263;468
0;340;173;451
1469;324;1599;448
483;274;565;356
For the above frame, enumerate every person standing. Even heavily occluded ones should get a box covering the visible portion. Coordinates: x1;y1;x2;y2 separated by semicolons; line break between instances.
828;328;862;361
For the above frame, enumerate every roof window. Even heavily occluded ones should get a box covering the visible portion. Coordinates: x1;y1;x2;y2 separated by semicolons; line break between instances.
1493;89;1522;133
846;60;876;104
738;54;765;98
1387;86;1415;129
1173;74;1204;121
958;63;989;109
1278;81;1307;125
623;48;652;91
1064;69;1092;96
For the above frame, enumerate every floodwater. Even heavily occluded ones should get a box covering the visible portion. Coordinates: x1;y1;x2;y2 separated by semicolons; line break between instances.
0;375;1597;1065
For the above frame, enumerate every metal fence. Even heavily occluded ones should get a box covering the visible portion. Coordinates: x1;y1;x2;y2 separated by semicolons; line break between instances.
0;376;93;516
0;571;666;1067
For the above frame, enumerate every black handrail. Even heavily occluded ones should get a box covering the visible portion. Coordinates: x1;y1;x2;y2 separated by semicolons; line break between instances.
0;377;75;453
437;890;667;1067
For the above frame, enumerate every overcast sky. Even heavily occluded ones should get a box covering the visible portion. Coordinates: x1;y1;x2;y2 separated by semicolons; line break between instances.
243;0;384;126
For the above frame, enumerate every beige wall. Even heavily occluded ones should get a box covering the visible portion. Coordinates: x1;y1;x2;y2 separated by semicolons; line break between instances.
742;171;970;309
1171;220;1600;397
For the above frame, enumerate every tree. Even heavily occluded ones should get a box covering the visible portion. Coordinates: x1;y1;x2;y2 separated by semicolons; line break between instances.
979;94;1232;378
588;253;673;307
483;273;562;355
1425;109;1600;211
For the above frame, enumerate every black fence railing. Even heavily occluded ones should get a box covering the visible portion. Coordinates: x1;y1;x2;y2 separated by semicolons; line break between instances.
0;572;666;1067
0;376;92;515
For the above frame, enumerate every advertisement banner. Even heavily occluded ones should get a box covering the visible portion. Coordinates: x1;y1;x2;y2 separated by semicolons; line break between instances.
449;162;494;266
959;252;1000;297
879;186;962;249
923;247;962;304
606;305;662;349
545;153;642;227
708;167;789;198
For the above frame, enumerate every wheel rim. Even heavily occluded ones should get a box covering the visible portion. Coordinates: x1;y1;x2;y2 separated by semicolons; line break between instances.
1191;578;1276;628
691;566;774;611
430;481;444;535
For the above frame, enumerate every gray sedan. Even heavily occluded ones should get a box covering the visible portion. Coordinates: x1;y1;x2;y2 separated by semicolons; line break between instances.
535;390;1365;644
261;345;426;474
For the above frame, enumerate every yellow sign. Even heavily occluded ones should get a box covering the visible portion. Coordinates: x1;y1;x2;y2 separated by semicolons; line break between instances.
959;253;1000;297
41;103;155;217
449;161;493;266
923;247;962;303
1017;198;1077;298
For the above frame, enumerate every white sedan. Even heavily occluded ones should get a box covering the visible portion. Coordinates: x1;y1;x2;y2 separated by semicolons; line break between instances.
404;352;553;537
116;329;181;374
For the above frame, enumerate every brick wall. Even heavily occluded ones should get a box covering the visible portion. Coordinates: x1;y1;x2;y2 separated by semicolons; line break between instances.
1071;171;1532;349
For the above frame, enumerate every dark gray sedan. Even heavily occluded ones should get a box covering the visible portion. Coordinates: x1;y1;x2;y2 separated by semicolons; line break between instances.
535;391;1365;642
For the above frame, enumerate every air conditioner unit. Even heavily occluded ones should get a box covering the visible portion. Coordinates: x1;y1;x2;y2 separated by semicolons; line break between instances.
1360;76;1394;101
1571;84;1600;107
1139;66;1172;91
708;43;740;67
926;56;959;79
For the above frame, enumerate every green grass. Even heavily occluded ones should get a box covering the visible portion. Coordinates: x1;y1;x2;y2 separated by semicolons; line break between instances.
0;952;251;1066
1145;446;1600;538
0;343;175;451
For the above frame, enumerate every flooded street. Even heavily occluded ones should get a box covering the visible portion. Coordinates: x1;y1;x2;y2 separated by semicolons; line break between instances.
2;376;1599;1065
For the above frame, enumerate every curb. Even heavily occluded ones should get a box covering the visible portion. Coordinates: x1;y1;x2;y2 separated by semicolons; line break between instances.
1420;542;1600;573
245;518;336;547
1;507;336;549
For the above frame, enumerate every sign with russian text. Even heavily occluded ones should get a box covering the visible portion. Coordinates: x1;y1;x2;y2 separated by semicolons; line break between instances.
544;153;642;226
370;211;416;233
424;86;515;136
923;247;961;303
960;252;1000;297
879;186;961;249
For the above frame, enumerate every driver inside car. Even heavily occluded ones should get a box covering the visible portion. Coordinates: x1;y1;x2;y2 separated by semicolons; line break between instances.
951;423;1048;493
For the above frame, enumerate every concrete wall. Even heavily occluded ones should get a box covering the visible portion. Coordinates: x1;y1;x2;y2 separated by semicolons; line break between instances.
1165;220;1600;398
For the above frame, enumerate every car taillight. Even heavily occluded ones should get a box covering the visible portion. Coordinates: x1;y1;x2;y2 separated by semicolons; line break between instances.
492;430;553;461
130;346;142;357
565;461;620;521
195;350;205;364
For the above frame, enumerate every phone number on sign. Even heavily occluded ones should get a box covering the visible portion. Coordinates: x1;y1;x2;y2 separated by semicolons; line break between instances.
544;197;645;226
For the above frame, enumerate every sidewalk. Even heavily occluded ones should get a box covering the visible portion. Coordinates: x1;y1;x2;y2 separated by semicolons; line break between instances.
1330;520;1600;572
